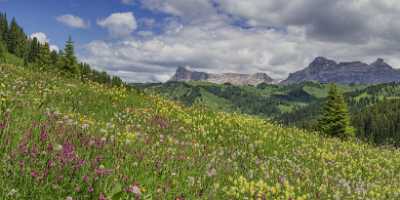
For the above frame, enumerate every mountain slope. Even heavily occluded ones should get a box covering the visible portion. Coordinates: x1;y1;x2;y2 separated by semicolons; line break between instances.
140;81;400;145
169;67;275;85
3;64;400;199
283;57;400;84
138;81;364;119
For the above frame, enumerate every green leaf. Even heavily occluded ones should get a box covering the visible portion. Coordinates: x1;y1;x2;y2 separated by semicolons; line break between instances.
108;183;123;200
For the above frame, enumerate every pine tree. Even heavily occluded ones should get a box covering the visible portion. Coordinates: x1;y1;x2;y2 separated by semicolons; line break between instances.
317;84;354;138
61;36;79;74
37;42;51;68
27;37;40;63
7;17;27;57
0;12;8;45
111;76;123;86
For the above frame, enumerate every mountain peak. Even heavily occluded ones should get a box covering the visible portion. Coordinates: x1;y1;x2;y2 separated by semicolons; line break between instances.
176;66;190;73
309;57;336;67
169;68;274;85
283;57;400;84
371;58;392;69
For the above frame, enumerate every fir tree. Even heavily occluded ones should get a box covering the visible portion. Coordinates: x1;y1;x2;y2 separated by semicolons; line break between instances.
37;42;51;68
317;84;354;138
61;36;79;74
0;12;8;45
27;37;40;63
111;76;123;86
7;17;27;57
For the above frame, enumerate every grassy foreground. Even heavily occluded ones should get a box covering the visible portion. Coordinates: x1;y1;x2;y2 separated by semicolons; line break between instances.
1;64;400;199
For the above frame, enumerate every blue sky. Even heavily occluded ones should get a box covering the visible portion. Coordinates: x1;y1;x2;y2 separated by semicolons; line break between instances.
1;0;400;82
1;0;166;51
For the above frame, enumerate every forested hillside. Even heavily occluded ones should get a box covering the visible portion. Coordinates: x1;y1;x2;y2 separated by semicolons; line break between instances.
0;12;123;86
140;81;400;146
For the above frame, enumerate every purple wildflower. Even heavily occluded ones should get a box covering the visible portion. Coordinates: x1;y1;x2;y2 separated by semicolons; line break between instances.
99;193;107;200
40;127;48;142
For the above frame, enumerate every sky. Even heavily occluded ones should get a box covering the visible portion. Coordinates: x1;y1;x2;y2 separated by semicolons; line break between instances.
1;0;400;82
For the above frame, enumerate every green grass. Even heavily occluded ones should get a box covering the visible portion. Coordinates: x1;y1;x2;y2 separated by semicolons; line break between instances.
2;64;400;199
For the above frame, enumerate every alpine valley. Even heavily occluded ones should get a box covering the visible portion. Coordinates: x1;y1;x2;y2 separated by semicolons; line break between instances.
136;57;400;146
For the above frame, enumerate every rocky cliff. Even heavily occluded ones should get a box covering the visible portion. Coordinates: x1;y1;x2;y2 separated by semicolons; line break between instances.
282;57;400;84
169;67;274;86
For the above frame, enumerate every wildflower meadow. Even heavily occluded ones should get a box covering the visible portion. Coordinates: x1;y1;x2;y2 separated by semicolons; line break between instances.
2;63;400;199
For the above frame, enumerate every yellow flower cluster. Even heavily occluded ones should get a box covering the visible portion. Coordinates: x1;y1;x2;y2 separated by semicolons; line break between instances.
224;176;308;200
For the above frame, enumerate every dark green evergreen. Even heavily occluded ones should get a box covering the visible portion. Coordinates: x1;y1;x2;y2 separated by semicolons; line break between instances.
27;37;40;63
353;99;400;146
7;17;27;57
317;84;354;138
0;12;8;45
37;42;51;68
60;36;79;74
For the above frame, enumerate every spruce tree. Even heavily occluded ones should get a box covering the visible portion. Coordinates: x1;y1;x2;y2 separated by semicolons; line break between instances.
317;84;354;138
61;36;79;74
0;12;8;45
27;37;40;63
7;17;27;57
37;42;51;68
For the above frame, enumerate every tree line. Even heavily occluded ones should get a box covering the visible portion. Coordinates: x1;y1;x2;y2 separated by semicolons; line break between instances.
0;12;123;86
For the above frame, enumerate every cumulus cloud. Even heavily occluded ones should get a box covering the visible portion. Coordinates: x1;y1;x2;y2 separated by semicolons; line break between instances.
56;14;88;29
30;32;60;52
97;12;137;38
216;0;400;43
81;0;400;82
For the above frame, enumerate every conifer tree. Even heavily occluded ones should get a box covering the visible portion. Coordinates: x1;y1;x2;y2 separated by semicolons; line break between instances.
60;36;79;74
317;84;354;138
38;42;51;68
111;76;123;86
7;17;27;57
27;37;40;63
0;12;8;45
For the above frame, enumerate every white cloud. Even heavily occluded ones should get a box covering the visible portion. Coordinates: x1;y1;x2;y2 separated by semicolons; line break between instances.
80;0;400;82
97;12;137;38
56;14;88;29
30;32;60;52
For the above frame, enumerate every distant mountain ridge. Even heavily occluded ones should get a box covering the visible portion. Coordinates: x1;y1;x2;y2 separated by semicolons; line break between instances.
282;57;400;84
169;57;400;85
169;67;275;86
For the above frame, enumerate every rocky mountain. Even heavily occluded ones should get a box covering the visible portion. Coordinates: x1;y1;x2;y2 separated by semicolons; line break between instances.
282;57;400;84
169;67;275;85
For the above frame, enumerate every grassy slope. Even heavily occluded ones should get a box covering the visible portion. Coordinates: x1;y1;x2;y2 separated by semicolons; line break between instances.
1;64;400;199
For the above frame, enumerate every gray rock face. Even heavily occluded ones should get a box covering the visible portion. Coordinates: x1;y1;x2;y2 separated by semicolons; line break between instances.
169;67;274;85
282;57;400;84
